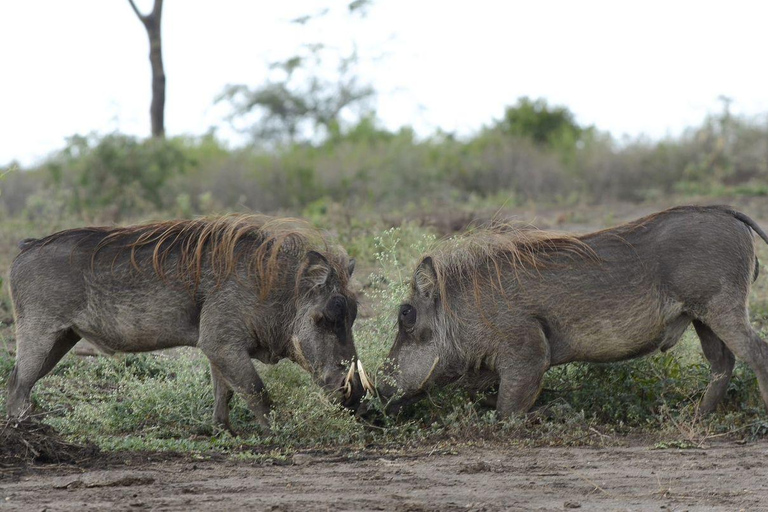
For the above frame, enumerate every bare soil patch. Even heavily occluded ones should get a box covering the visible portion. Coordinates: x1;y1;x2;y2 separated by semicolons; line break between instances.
2;439;768;511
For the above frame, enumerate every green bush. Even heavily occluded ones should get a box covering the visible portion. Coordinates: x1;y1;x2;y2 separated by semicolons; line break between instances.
44;133;189;219
3;100;768;220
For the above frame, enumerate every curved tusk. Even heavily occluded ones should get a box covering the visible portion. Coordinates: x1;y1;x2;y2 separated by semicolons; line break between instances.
417;356;440;391
292;336;311;372
357;359;375;394
343;361;356;398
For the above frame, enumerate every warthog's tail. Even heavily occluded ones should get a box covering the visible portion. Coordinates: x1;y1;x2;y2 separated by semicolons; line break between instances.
17;238;38;251
732;210;768;246
731;210;768;282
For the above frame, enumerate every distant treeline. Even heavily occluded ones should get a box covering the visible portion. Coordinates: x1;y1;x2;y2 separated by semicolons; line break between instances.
2;98;767;221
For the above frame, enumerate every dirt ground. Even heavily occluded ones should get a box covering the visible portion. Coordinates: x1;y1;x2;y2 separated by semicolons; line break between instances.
2;440;768;511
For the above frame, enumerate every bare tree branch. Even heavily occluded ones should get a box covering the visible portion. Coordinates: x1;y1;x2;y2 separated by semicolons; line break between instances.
127;0;147;22
128;0;166;137
152;0;163;20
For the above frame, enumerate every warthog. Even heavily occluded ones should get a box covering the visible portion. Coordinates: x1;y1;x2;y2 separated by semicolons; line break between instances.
377;206;768;418
7;215;371;432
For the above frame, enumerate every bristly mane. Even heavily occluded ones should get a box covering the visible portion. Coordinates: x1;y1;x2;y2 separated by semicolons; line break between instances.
424;205;740;309
24;214;349;299
424;221;599;310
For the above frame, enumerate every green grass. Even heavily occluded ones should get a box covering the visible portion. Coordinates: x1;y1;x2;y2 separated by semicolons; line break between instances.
2;213;768;457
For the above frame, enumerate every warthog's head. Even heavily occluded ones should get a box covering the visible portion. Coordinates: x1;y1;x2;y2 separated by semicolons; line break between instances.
377;256;450;414
290;250;370;410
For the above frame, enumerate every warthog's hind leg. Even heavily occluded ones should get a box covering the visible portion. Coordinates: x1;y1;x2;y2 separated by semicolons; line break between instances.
210;362;235;434
6;326;80;418
693;320;735;415
495;324;551;418
705;305;768;413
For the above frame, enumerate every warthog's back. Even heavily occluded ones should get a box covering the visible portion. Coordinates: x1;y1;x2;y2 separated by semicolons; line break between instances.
547;206;760;362
434;206;765;365
9;215;346;354
10;225;206;352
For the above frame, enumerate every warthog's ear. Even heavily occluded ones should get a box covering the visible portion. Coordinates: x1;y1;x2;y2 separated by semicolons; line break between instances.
301;250;331;290
347;258;356;277
414;256;437;300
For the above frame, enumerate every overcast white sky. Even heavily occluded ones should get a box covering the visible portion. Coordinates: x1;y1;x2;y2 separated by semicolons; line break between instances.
2;0;768;167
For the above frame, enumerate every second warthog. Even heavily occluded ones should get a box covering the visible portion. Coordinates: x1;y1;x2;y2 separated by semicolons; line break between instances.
377;205;768;417
7;215;371;432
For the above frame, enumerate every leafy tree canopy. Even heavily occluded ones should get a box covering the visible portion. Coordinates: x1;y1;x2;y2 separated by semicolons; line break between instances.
497;97;590;148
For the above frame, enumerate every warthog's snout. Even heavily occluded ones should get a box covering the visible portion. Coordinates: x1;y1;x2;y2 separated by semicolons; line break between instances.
323;359;374;410
375;384;426;417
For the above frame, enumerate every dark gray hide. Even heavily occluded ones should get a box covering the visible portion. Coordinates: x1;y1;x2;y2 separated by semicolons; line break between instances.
6;217;362;432
379;206;768;418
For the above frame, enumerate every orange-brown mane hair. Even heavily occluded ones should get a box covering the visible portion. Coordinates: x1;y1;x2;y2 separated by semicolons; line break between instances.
37;215;349;299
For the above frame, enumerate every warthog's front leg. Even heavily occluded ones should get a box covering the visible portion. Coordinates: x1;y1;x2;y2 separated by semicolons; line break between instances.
200;345;272;431
210;362;236;434
495;324;551;418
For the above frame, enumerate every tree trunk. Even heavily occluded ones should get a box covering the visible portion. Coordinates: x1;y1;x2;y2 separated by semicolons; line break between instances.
129;0;165;138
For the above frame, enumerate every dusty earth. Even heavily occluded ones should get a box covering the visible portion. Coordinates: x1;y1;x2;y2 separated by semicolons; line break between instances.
2;440;768;511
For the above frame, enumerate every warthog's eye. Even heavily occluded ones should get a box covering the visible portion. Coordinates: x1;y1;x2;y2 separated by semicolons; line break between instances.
399;304;417;330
